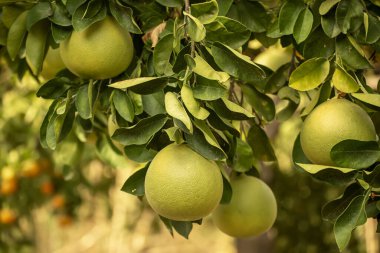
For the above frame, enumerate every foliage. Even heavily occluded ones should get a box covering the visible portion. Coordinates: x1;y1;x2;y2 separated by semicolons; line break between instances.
1;0;380;251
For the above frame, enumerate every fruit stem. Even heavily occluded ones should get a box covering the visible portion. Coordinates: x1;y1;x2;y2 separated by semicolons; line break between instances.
184;0;196;58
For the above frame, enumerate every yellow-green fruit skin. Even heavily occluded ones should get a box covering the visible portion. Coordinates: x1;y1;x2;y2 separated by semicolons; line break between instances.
212;175;277;238
144;144;223;221
60;17;133;80
40;47;66;80
300;99;377;166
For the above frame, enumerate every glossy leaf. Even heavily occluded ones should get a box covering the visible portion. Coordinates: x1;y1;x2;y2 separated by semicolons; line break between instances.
351;93;380;108
193;53;230;83
7;11;27;60
112;90;134;122
211;42;265;83
25;21;49;75
278;1;305;35
332;66;359;93
165;92;193;133
293;8;313;43
241;85;275;122
289;58;330;91
181;85;210;120
121;165;148;196
153;34;174;75
183;12;206;42
109;77;174;94
247;124;276;162
319;0;340;15
191;0;218;24
331;140;380;169
334;193;369;252
112;114;167;145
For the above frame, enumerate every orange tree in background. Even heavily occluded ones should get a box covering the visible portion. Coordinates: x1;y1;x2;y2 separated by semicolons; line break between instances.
1;0;380;252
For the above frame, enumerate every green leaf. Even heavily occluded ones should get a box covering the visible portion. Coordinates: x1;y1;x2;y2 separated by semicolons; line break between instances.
336;37;371;69
37;77;72;99
171;220;194;239
293;8;313;43
334;193;369;252
241;85;275;122
279;1;305;35
336;0;364;34
72;0;107;31
109;77;174;94
193;53;230;83
75;84;92;120
351;93;380;108
319;0;340;15
109;1;142;34
66;0;87;15
142;91;166;116
363;165;380;188
363;14;380;44
50;1;71;27
227;0;268;33
193;75;228;101
322;183;365;222
181;85;210;120
208;98;254;120
124;144;157;163
112;90;135;123
165;92;193;133
25;21;49;75
184;128;226;160
295;163;358;174
7;11;27;60
217;0;233;16
331;140;380;169
289;58;330;91
302;28;335;58
205;16;251;49
220;172;233;204
321;12;341;38
191;0;218;24
26;2;52;30
233;138;254;172
331;65;359;93
193;119;225;154
112;114;168;145
51;24;72;43
211;42;265;83
247;123;276;162
153;34;174;75
40;100;59;149
183;12;206;42
121;165;148;196
156;0;183;8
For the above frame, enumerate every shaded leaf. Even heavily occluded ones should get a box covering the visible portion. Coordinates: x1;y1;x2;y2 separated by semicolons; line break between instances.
153;34;174;75
193;75;228;101
278;0;305;35
233;138;254;172
7;11;27;60
121;165;148;196
112;114;167;145
247;124;276;162
142;91;166;116
208;98;254;120
191;0;218;24
241;85;275;122
26;21;49;75
331;140;380;169
26;2;52;30
336;0;364;34
336;36;371;70
37;77;72;99
113;90;134;122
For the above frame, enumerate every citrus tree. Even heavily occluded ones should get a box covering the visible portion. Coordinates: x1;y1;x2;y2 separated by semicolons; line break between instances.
1;0;380;251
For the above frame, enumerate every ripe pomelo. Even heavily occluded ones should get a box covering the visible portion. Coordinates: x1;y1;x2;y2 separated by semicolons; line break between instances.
60;17;134;80
144;144;223;221
212;175;277;237
300;99;377;166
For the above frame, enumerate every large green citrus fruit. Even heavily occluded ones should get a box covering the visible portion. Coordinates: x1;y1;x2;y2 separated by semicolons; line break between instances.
300;99;377;166
144;144;223;221
212;175;277;237
40;47;66;80
60;17;133;80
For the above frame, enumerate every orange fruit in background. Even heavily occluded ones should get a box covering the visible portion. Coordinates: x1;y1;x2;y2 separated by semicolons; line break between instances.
144;144;223;221
52;194;66;209
21;160;42;178
300;99;377;166
0;209;17;225
40;180;54;196
0;178;18;196
212;175;277;238
60;16;134;80
58;214;73;227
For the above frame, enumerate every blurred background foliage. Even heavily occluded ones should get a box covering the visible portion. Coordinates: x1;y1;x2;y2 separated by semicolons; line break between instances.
1;48;376;253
